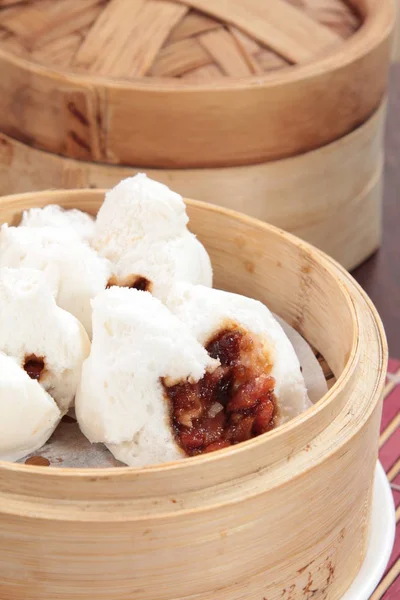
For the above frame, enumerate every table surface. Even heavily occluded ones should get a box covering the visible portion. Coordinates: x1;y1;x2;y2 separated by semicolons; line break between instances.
352;64;400;357
374;358;400;600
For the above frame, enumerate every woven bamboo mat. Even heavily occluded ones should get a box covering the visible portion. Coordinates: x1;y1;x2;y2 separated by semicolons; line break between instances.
370;358;400;599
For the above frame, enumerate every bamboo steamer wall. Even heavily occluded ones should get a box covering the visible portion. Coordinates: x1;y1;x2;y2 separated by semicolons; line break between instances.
0;0;395;270
0;190;388;600
0;103;386;269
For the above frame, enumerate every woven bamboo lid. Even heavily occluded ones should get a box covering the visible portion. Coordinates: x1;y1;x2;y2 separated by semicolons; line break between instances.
0;0;361;80
0;0;394;168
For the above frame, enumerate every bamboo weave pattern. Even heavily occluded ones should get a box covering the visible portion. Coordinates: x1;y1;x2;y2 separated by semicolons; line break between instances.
0;0;361;79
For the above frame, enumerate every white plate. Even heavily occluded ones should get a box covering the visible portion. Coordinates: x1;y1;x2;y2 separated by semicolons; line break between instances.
341;462;396;600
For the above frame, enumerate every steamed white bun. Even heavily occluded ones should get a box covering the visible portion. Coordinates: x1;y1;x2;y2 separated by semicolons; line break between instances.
21;204;95;243
0;352;61;462
111;231;212;302
93;174;213;293
167;283;311;424
0;225;76;296
0;267;90;413
0;224;111;336
75;287;218;467
93;174;189;260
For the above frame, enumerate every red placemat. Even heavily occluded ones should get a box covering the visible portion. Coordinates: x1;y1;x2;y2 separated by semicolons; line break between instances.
371;358;400;600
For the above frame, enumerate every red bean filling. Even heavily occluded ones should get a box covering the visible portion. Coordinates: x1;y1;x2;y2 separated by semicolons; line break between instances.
131;277;151;292
106;275;151;292
23;355;45;381
163;329;277;456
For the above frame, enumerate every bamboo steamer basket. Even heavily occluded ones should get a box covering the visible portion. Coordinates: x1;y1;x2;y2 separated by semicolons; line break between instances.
0;0;395;271
0;0;394;167
0;189;387;600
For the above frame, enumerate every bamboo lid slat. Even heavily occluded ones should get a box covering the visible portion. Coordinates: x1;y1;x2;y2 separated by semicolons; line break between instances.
73;0;143;73
119;1;188;78
0;0;103;50
168;11;221;43
255;48;292;71
0;2;46;38
32;1;103;50
32;32;87;68
0;25;23;55
198;28;254;76
229;27;262;57
228;28;265;74
302;0;360;25
150;37;212;78
178;0;343;63
303;0;360;38
0;0;27;6
182;63;224;81
0;0;361;79
74;0;188;77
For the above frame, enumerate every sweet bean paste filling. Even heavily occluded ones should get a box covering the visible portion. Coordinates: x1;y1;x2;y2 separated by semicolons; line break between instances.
23;355;45;381
107;275;152;292
163;328;278;456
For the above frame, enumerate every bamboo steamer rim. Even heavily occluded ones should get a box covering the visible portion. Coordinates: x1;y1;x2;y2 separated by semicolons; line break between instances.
0;190;387;504
0;0;394;91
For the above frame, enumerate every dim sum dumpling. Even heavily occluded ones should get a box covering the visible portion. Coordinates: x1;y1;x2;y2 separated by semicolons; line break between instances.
0;267;90;413
166;283;311;425
0;352;61;462
93;173;189;260
76;284;312;467
21;204;95;243
93;174;213;293
0;224;111;336
109;231;212;301
75;288;218;467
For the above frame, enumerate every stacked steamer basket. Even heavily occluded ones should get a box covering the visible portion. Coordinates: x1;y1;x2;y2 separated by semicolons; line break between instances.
0;0;395;270
0;189;388;600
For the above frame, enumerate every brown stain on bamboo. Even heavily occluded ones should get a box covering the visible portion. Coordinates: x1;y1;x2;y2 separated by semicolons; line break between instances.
245;260;255;273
